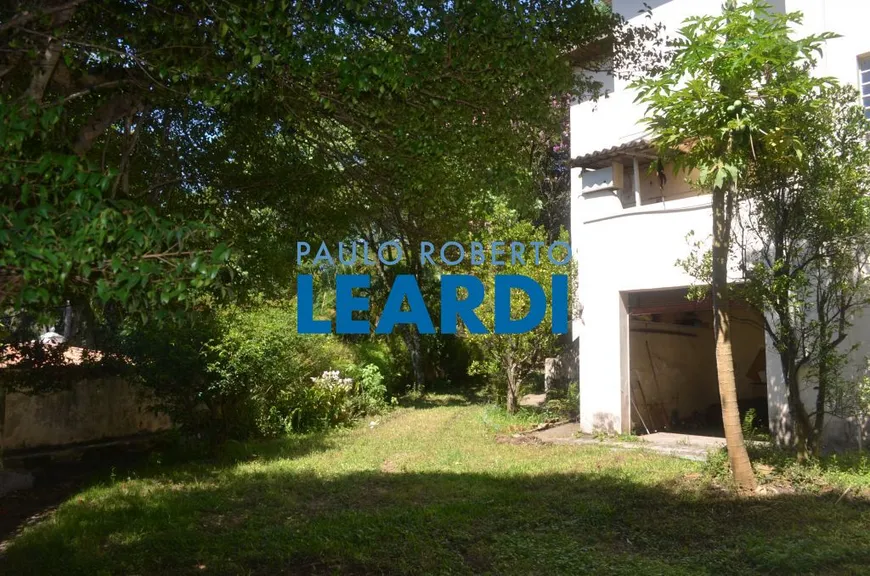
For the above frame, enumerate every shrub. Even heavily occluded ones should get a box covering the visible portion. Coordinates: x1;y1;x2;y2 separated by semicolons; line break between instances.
465;208;573;413
350;336;408;396
280;370;356;433
204;302;356;436
348;363;388;416
122;300;393;442
118;311;231;440
703;447;732;483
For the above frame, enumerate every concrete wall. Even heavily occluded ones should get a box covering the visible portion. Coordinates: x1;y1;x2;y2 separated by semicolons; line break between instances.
1;378;171;451
572;192;753;433
570;0;740;161
789;0;870;87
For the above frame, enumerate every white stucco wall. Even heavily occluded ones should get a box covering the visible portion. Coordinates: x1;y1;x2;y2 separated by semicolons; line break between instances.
571;0;870;446
573;194;752;433
571;0;738;160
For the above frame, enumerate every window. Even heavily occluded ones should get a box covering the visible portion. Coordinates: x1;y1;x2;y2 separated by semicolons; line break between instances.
860;56;870;119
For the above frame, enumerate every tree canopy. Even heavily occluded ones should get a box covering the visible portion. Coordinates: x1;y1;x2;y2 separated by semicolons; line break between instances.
1;0;655;320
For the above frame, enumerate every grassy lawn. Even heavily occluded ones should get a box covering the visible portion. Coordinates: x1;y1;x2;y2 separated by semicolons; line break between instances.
2;397;869;575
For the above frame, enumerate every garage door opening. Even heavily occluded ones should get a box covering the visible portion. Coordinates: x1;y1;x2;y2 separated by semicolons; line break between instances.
626;288;768;438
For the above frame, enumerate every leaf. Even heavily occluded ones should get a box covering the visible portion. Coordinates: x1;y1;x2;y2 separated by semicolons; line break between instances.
713;166;726;189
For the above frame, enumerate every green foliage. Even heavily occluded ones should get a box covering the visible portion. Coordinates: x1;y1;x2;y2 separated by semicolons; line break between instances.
707;443;870;492
0;101;228;315
740;408;769;442
544;381;580;421
634;0;836;191
346;336;407;394
280;370;356;434
0;0;654;316
120;300;391;441
826;358;870;443
465;206;573;411
203;302;357;436
636;1;870;457
736;58;870;454
742;408;757;439
348;363;390;417
117;309;228;439
703;446;733;483
675;230;713;301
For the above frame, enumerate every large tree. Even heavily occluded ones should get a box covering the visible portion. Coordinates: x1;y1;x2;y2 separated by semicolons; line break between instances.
1;0;653;333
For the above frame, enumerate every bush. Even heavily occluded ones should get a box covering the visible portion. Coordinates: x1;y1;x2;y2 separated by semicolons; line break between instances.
349;336;408;396
464;207;572;412
205;302;357;436
119;311;230;439
122;300;394;442
703;447;732;483
280;370;356;433
346;364;387;416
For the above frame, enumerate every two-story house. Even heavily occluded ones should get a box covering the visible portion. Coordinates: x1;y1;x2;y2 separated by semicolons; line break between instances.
570;0;870;448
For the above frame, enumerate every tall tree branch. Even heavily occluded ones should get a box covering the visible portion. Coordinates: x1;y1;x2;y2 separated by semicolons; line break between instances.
0;0;87;34
72;93;144;156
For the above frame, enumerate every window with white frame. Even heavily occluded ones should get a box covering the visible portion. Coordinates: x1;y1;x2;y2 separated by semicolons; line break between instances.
861;56;870;119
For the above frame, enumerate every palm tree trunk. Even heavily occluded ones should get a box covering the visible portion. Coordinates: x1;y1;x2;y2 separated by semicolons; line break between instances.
712;185;757;492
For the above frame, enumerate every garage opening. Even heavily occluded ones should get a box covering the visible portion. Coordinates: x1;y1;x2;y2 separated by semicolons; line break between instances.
626;287;768;437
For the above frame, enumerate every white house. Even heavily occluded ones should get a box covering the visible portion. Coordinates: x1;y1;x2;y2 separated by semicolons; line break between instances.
570;0;870;448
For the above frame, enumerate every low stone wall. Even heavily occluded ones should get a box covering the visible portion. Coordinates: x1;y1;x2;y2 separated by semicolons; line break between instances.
1;378;170;452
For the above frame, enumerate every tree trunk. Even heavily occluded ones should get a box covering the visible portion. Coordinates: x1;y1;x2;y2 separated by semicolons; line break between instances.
506;361;518;413
62;301;74;341
23;2;78;103
368;231;426;394
812;353;828;457
405;325;425;394
712;186;757;492
77;299;97;349
781;353;812;460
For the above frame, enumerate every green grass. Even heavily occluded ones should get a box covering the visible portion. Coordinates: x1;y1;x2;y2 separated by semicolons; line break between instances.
2;397;869;575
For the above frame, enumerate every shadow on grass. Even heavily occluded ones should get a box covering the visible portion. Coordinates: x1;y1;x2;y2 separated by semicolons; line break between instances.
3;467;869;575
208;431;338;466
0;431;337;546
0;393;490;546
